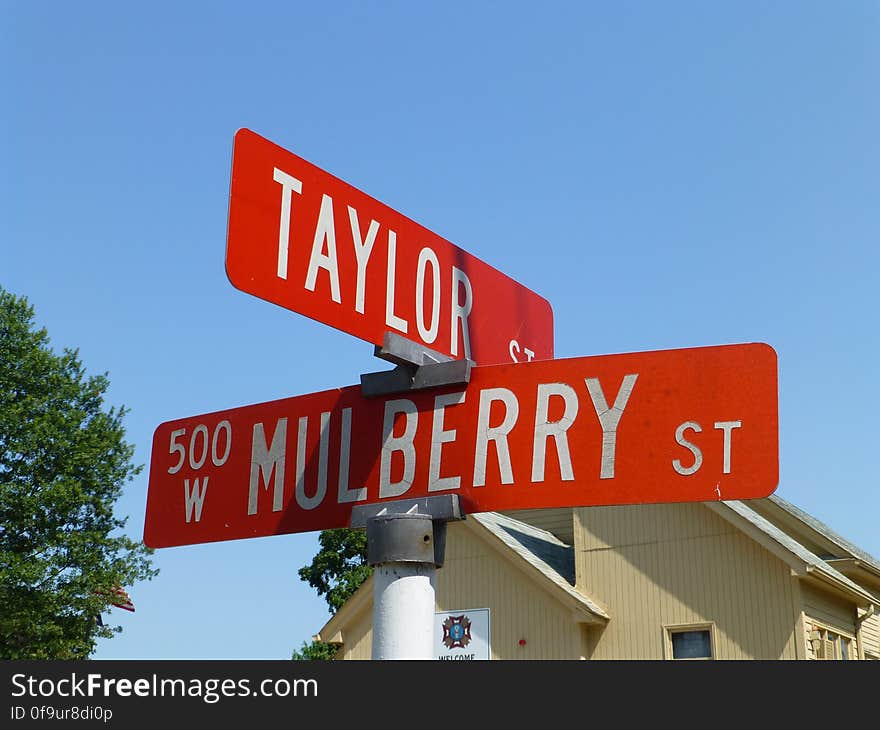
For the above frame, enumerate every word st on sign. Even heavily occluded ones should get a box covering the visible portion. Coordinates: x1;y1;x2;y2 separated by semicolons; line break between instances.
144;343;778;549
225;129;554;366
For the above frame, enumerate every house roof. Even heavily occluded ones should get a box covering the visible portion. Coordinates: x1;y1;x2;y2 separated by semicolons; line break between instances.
468;512;608;622
471;512;574;583
767;494;880;577
711;499;877;607
316;511;609;645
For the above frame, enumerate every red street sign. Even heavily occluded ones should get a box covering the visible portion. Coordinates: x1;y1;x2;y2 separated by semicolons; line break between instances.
226;128;553;366
144;342;778;548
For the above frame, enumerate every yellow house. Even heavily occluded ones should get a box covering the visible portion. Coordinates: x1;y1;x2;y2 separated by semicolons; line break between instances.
316;495;880;660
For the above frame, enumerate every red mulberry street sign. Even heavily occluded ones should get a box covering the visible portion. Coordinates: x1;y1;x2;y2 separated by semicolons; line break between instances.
144;342;778;549
226;128;554;366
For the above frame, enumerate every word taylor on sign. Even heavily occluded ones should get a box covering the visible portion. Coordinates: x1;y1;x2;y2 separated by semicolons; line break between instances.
226;128;554;366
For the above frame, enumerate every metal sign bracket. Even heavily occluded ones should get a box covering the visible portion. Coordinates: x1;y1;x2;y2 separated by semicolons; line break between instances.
360;332;473;398
350;494;465;568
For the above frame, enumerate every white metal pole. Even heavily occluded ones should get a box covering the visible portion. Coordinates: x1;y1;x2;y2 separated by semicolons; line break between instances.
356;336;469;660
371;563;436;660
351;496;460;662
364;511;439;660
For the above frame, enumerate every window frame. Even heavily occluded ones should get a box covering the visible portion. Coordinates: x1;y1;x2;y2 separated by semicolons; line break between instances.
664;622;716;661
808;621;856;661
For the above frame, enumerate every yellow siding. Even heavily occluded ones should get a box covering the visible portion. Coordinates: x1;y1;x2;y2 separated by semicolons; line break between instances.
575;503;799;659
800;582;858;659
340;604;373;660
801;582;856;633
860;608;880;658
501;508;574;545
338;521;587;660
438;522;585;659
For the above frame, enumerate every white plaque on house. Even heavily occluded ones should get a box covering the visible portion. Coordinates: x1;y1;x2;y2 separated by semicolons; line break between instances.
435;608;490;660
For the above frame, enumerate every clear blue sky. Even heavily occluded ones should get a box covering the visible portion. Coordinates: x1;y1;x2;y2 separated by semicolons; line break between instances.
4;2;878;659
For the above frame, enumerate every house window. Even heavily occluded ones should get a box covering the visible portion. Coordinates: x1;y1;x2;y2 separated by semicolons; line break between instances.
810;626;854;660
667;625;714;660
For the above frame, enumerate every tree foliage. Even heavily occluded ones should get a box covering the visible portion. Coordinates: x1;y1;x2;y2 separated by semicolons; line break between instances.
297;528;371;613
290;639;340;661
0;286;157;659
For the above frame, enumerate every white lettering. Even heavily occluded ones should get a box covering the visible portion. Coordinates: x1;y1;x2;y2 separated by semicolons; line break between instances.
473;388;519;487
416;247;441;344
385;230;409;332
509;340;537;363
673;421;703;476
585;374;638;479
379;399;418;498
183;477;209;523
714;420;742;474
531;383;578;482
450;267;473;359
348;206;379;315
211;420;232;467
338;407;367;503
168;428;186;474
305;194;341;303
295;413;331;510
428;391;466;492
188;424;209;470
273;168;303;280
249;418;287;515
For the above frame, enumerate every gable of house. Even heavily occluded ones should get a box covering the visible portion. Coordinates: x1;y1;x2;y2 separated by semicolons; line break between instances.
318;514;606;660
317;496;878;660
574;501;804;659
746;495;880;659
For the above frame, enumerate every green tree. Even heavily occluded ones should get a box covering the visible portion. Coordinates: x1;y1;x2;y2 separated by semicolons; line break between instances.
290;638;340;661
297;528;371;613
292;528;371;659
0;286;157;659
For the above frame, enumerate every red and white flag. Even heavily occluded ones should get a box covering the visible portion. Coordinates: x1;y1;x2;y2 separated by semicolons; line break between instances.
96;586;135;612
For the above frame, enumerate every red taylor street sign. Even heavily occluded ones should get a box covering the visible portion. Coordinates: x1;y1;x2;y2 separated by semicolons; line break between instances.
144;343;778;549
225;128;554;366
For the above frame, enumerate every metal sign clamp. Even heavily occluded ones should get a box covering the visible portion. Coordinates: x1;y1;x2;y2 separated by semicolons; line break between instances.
350;494;465;569
360;331;473;398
